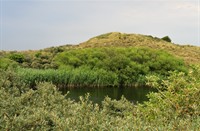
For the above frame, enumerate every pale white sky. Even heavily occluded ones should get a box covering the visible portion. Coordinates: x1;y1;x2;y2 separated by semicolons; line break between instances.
1;0;199;50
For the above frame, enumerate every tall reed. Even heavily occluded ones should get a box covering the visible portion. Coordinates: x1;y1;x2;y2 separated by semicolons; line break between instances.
17;67;118;88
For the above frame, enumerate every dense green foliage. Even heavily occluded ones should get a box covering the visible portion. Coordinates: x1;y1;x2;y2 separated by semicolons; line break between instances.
54;47;187;86
9;53;25;63
7;47;188;87
0;58;18;69
1;50;59;69
0;66;199;130
1;47;187;87
145;66;200;118
17;67;118;88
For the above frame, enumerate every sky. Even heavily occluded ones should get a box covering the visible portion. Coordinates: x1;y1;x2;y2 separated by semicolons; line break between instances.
0;0;200;51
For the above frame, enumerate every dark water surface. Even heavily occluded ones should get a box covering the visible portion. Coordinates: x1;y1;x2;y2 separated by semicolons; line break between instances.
61;86;156;104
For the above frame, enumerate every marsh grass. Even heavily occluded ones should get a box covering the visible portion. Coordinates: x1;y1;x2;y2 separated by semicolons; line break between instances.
17;67;118;88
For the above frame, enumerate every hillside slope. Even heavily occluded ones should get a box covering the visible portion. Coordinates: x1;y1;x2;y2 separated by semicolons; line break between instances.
1;32;200;67
77;32;200;64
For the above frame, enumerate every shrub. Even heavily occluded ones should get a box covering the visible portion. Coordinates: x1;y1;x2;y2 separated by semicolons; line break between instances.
161;36;172;42
0;66;200;130
0;58;18;69
144;65;200;119
9;53;25;63
54;47;187;86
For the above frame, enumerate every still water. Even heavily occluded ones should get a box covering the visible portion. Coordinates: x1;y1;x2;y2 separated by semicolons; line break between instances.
61;86;155;104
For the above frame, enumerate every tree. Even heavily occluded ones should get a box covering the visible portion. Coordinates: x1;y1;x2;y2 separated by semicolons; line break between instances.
161;36;171;42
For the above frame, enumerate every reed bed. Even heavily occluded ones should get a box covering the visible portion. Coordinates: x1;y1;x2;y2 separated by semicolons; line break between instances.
17;67;118;88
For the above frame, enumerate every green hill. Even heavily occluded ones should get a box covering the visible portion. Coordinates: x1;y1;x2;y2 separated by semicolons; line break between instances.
77;32;200;64
1;32;200;70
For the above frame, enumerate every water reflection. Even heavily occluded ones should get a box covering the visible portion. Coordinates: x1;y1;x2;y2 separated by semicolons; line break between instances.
61;86;155;104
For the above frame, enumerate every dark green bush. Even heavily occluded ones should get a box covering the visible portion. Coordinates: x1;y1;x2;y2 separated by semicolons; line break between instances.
9;53;25;63
161;36;172;42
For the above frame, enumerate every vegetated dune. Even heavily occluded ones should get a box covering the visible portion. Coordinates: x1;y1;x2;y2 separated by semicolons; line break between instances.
1;32;200;65
77;32;200;64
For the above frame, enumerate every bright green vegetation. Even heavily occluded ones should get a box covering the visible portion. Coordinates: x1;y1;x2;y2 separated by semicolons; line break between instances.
14;47;187;87
54;47;187;86
0;57;18;69
0;32;200;130
0;66;200;130
18;67;118;88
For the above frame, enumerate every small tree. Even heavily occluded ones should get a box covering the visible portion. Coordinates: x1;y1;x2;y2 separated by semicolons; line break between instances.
161;36;171;42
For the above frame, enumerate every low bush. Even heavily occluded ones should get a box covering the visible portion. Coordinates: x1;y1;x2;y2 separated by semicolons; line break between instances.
0;66;199;130
161;36;172;42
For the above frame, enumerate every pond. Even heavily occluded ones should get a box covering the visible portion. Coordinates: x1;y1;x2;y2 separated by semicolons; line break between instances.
61;86;156;104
